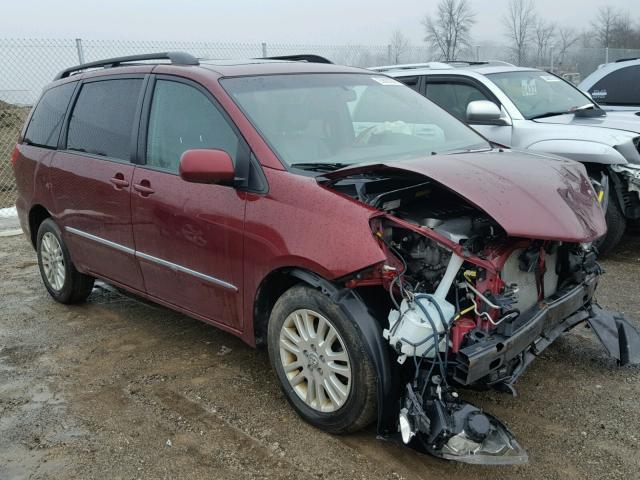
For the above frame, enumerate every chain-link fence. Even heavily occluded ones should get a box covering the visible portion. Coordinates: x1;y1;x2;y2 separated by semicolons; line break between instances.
1;38;639;211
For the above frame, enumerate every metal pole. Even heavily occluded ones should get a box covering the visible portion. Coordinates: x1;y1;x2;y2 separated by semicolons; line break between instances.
261;42;267;58
605;47;609;64
550;49;554;73
75;38;85;64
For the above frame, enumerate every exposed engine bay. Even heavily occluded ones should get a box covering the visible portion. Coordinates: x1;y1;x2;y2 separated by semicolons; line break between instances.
326;169;640;465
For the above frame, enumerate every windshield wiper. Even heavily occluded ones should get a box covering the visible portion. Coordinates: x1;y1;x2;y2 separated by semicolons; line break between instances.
530;111;573;120
291;162;351;172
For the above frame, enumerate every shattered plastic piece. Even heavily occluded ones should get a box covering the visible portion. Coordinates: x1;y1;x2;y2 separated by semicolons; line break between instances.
165;439;172;448
588;305;640;365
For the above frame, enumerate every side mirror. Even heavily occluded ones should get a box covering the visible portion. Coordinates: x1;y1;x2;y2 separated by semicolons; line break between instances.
466;100;510;126
179;149;235;185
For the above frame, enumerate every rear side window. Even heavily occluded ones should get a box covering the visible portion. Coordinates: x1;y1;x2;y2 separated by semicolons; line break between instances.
146;80;239;173
24;82;75;148
67;79;143;160
589;66;640;106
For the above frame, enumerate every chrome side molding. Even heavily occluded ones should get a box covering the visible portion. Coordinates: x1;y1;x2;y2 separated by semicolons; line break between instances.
64;226;237;292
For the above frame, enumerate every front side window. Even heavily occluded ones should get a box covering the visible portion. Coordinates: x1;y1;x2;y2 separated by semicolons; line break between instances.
67;79;143;160
146;80;239;173
426;82;491;121
488;71;594;119
24;82;75;148
589;66;640;106
221;74;489;170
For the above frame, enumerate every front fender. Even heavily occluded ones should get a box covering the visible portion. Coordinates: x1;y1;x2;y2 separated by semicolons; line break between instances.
527;139;628;166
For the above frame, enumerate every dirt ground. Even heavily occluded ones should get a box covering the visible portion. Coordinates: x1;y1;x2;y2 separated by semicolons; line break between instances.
1;232;639;480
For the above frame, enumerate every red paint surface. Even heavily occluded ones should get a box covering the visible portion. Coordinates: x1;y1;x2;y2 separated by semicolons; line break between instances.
325;151;607;243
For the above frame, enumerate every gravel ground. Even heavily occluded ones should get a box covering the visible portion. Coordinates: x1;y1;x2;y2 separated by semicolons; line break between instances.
1;231;639;480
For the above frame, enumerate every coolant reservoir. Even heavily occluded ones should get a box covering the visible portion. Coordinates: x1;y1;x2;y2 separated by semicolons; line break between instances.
383;253;464;363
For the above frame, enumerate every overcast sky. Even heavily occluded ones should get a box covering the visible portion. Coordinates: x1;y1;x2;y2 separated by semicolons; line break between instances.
3;0;635;45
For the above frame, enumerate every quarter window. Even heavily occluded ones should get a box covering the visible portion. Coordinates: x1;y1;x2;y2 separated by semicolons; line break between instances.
67;79;143;160
24;82;75;148
146;80;239;173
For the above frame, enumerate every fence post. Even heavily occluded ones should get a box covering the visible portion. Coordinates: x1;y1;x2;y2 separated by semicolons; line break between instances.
75;38;85;64
261;42;267;58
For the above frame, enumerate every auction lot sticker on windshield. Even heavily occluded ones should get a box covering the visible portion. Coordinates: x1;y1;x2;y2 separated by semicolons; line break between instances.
540;75;560;82
371;76;403;86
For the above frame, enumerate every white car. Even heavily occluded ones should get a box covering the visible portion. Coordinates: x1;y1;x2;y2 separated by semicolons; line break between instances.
375;61;640;254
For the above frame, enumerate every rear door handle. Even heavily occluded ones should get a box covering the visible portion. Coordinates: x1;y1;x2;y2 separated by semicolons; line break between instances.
133;181;155;196
109;173;129;189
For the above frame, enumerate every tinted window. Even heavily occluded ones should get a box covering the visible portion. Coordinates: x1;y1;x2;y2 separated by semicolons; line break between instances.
24;82;75;148
67;79;143;160
397;76;420;91
146;80;239;172
426;82;491;121
589;66;640;106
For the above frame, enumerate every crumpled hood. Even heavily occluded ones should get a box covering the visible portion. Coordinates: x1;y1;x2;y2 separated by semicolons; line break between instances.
325;150;606;243
534;111;640;134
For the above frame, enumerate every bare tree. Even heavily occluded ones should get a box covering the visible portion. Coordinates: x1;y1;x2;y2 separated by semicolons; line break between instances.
502;0;537;65
533;18;555;66
611;11;634;49
591;6;618;48
555;27;580;67
389;29;410;63
422;0;475;61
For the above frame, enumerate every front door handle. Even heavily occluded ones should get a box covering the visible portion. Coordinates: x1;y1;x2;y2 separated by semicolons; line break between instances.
109;173;129;189
133;180;155;196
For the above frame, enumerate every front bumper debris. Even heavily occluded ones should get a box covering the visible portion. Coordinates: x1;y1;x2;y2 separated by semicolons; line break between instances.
588;305;640;365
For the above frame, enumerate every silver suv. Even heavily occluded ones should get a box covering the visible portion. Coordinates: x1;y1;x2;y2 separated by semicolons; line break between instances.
375;61;640;254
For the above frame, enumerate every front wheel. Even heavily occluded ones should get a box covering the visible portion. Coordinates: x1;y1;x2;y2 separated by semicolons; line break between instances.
267;285;377;434
36;218;94;304
594;190;626;256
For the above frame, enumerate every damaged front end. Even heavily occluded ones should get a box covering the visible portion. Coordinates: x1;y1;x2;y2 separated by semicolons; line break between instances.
322;158;640;465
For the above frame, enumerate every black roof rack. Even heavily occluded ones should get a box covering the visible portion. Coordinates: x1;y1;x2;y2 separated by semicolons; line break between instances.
54;51;199;80
261;54;333;64
615;57;640;63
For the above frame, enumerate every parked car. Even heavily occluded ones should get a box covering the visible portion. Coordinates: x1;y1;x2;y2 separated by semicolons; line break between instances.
579;58;640;112
12;53;640;465
376;61;640;255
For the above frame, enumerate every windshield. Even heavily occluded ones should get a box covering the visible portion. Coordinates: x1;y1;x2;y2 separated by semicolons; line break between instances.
221;74;490;170
488;71;595;119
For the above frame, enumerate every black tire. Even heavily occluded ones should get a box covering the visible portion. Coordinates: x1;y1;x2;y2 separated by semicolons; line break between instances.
36;218;94;304
267;285;377;434
594;191;626;257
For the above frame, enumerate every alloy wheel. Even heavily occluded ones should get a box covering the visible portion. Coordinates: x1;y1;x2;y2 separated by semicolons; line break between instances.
279;308;352;412
41;232;65;291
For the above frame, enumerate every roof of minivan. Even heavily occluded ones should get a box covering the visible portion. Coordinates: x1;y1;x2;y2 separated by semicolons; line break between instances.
198;59;369;76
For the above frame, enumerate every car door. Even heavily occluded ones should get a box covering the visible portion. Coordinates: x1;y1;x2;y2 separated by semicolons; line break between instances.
49;75;146;291
424;76;513;146
131;76;247;330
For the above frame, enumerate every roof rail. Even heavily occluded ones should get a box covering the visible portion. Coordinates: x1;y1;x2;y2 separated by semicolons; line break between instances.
446;60;515;67
54;51;200;80
369;62;454;72
615;57;640;63
261;54;333;64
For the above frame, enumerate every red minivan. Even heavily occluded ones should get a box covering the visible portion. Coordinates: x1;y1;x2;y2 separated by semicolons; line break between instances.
12;52;639;465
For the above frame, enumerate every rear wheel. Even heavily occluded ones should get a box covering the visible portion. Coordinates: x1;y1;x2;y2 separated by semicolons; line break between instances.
595;190;626;256
36;218;94;304
267;285;377;434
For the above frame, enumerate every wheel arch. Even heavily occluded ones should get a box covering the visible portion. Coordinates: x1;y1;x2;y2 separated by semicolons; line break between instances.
28;204;51;249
